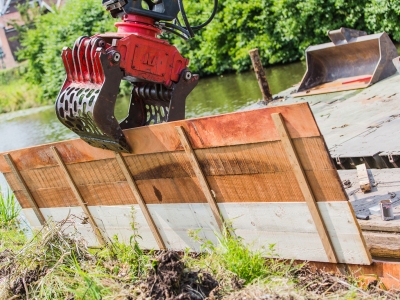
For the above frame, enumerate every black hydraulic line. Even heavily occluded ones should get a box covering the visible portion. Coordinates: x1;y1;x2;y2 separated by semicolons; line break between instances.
191;0;218;30
161;26;189;40
176;0;218;38
163;22;190;37
177;0;195;38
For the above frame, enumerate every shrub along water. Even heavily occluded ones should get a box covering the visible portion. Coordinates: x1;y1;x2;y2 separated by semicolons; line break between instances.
3;0;400;112
0;65;43;113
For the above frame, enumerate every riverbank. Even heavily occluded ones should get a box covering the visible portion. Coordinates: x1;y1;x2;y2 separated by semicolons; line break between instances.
0;61;306;115
0;65;46;114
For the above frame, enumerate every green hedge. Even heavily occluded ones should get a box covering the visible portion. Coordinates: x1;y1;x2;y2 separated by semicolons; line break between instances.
14;0;400;102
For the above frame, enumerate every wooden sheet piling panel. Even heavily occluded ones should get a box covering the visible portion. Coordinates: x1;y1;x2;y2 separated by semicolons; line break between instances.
272;113;338;263
51;146;106;246
3;154;45;225
115;152;166;249
175;126;224;231
0;104;372;264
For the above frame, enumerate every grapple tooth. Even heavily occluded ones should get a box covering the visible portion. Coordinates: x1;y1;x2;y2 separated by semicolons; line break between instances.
55;36;129;153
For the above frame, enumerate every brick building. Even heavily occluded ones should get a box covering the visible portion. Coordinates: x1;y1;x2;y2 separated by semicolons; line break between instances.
0;0;62;69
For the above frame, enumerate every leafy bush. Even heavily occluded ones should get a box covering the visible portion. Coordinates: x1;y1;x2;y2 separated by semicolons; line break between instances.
170;0;400;76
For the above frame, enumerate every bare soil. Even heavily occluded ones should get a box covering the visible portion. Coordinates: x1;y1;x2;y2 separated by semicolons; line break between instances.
144;251;219;300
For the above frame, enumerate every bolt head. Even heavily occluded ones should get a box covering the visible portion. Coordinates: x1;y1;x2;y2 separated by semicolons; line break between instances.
113;52;121;62
184;71;192;81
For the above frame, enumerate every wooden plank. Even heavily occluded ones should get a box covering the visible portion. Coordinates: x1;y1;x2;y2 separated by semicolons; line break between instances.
271;113;338;263
175;126;224;231
249;48;272;102
3;154;45;225
362;231;400;259
115;152;166;250
220;202;371;264
356;163;371;193
7;169;347;208
21;202;371;264
0;103;320;172
50;146;106;246
23;206;98;246
307;260;400;289
358;219;400;233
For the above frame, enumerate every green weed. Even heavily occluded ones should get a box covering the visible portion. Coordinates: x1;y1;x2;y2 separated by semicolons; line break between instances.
0;189;21;226
187;224;300;296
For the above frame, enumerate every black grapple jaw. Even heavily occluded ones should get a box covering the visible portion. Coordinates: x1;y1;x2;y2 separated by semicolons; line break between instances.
55;36;129;152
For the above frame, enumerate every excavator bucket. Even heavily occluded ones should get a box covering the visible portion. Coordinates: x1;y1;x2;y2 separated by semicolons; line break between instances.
294;28;398;97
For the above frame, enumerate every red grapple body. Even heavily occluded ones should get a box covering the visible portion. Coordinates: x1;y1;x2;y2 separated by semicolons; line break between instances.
55;15;198;153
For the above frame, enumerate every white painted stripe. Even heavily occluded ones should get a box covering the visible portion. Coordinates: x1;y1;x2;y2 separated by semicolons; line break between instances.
218;202;370;264
22;201;370;264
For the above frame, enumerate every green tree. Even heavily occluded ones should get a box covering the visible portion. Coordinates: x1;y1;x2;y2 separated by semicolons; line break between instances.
18;0;115;99
12;0;400;108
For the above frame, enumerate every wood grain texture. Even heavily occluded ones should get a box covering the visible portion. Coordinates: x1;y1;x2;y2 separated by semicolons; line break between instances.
4;138;347;207
3;154;45;224
51;146;106;245
271;113;338;263
0;103;319;172
358;220;400;233
362;231;400;259
175;126;224;231
115;152;166;249
1;103;369;264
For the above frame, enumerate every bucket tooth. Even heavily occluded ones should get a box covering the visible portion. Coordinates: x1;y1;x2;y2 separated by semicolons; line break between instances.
294;28;398;97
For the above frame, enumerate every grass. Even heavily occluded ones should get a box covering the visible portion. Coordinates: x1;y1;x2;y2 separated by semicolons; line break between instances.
0;219;397;299
0;189;21;227
0;190;398;299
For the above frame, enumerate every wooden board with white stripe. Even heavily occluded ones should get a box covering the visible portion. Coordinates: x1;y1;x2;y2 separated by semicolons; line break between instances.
0;103;371;264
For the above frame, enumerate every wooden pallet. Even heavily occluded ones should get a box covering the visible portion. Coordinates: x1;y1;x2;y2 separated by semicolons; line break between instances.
0;103;371;264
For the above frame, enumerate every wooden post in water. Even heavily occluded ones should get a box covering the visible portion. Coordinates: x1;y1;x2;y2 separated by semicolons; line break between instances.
249;48;273;103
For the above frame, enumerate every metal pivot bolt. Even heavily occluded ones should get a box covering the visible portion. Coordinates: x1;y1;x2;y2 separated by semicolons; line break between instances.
112;51;121;63
184;71;192;81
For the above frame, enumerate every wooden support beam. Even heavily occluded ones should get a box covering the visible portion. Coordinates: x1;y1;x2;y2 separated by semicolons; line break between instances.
115;152;166;250
356;163;371;193
249;48;273;103
271;113;338;263
4;153;46;225
175;126;224;231
51;146;106;246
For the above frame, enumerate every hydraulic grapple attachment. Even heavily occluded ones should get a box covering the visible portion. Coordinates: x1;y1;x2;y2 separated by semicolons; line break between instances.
294;28;398;97
55;0;216;152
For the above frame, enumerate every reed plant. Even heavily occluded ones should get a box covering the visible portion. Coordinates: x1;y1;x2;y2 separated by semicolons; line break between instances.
0;189;21;226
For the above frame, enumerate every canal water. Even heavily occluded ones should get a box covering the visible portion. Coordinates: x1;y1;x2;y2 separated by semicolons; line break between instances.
0;61;305;188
